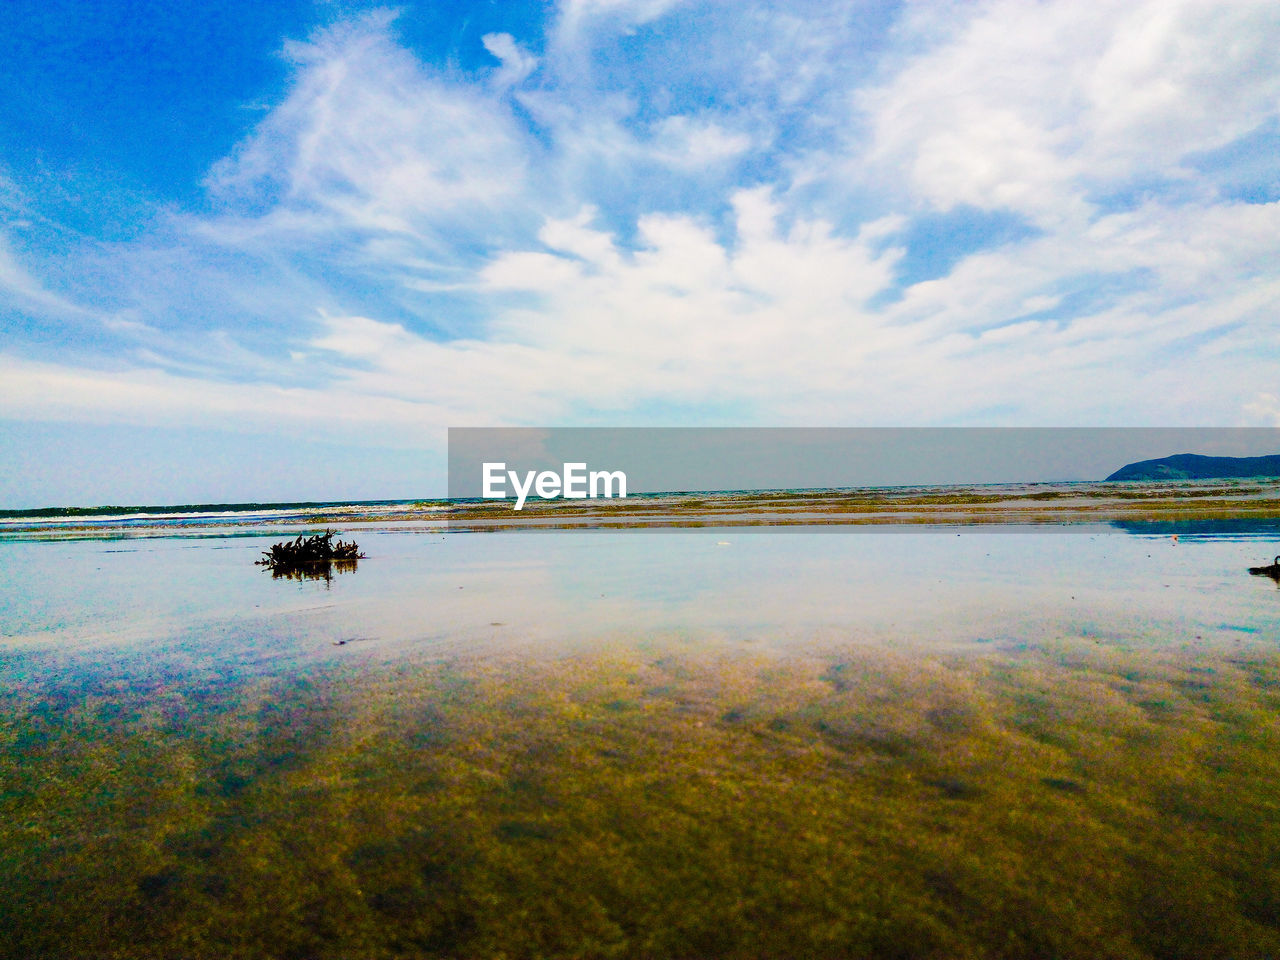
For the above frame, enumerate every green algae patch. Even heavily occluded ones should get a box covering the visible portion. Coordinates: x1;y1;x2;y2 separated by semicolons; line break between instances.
4;637;1280;958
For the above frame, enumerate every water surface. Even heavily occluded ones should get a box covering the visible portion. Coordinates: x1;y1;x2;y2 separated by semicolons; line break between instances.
2;527;1279;958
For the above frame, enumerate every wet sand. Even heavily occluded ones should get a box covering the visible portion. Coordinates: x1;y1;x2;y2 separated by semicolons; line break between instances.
440;478;1280;531
2;527;1279;957
5;633;1280;958
5;477;1280;537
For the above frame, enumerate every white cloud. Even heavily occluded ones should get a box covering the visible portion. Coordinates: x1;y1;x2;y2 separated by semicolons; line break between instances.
1244;393;1280;425
204;11;529;243
0;231;87;316
6;0;1280;450
554;0;687;43
650;116;753;168
0;352;440;442
855;0;1280;225
482;32;539;88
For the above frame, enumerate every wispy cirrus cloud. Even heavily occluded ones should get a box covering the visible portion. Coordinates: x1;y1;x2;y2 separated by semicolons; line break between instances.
202;9;533;254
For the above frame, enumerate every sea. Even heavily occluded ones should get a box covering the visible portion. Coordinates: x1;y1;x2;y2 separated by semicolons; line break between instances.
3;484;1280;956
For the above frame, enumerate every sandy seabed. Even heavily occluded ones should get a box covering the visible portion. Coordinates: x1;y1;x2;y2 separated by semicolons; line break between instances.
2;520;1279;958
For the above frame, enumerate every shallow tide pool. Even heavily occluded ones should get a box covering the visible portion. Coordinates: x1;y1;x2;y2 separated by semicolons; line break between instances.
2;528;1279;958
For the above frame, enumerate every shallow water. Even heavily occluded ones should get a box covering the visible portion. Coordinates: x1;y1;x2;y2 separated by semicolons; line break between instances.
2;527;1277;654
2;527;1279;958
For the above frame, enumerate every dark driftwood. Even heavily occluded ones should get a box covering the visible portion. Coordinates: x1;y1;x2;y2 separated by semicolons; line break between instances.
1248;555;1280;581
257;531;365;576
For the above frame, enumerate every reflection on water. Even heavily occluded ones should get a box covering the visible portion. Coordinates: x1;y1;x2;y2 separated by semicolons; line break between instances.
1;526;1279;957
3;527;1277;654
1110;517;1280;537
263;557;361;584
1248;554;1280;585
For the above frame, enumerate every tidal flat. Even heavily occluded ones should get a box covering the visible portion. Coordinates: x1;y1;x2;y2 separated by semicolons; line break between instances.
1;528;1279;958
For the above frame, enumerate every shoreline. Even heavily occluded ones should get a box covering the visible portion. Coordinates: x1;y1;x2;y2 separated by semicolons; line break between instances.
3;477;1280;536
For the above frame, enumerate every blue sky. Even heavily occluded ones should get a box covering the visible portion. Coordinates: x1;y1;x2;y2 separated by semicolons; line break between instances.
2;0;1280;506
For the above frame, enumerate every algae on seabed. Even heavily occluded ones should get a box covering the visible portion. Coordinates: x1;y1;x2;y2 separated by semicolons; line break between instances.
3;635;1280;958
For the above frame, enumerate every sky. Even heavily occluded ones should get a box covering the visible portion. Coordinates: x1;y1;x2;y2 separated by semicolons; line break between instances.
2;0;1280;506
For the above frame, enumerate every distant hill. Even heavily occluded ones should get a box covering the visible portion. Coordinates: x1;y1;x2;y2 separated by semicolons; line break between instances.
1106;453;1280;482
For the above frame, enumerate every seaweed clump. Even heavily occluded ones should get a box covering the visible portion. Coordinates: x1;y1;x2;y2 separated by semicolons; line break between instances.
257;531;365;581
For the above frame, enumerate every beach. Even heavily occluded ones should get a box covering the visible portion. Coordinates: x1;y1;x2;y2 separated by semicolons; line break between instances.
2;504;1280;957
7;0;1280;951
